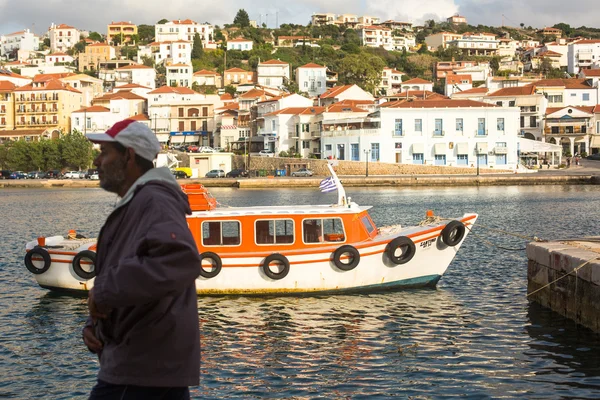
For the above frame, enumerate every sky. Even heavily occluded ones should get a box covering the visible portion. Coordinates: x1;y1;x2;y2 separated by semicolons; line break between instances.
0;0;597;36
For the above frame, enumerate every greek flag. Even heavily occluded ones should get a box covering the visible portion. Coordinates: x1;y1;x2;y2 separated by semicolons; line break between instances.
319;177;337;193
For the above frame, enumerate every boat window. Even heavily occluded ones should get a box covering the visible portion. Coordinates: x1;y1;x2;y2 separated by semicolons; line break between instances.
255;219;294;245
303;218;345;243
361;215;375;234
202;221;241;246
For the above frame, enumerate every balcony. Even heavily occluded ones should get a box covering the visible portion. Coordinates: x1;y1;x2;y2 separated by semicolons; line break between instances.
0;108;6;114
433;130;445;137
494;147;508;154
16;96;58;103
475;130;488;137
16;120;58;127
544;126;587;135
321;128;379;137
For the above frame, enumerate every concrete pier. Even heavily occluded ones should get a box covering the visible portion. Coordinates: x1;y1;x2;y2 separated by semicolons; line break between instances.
527;240;600;332
0;174;597;189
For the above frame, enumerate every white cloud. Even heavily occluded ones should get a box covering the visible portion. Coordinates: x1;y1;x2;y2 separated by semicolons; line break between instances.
366;0;459;25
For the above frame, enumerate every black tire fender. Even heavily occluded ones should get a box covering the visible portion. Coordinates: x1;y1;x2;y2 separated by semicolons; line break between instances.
441;220;466;247
199;252;222;279
386;236;416;265
262;253;290;280
72;250;97;280
332;245;360;271
24;247;51;275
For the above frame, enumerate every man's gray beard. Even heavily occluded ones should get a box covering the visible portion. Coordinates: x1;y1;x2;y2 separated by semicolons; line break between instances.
100;160;127;194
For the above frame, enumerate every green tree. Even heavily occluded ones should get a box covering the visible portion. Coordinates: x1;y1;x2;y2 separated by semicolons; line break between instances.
490;57;500;74
141;55;154;67
336;53;385;93
6;140;31;171
0;143;10;169
60;130;94;170
157;19;169;25
137;24;155;43
224;85;237;97
40;139;62;170
234;9;250;28
72;41;86;54
553;23;571;36
191;33;204;59
42;38;50;49
88;31;103;42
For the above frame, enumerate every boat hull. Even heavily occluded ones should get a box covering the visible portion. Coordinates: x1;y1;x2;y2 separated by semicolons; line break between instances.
25;214;476;295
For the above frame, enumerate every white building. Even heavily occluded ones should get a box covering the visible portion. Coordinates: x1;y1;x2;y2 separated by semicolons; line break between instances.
114;64;156;89
155;19;214;49
567;39;600;74
226;38;253;51
1;29;40;59
0;68;32;87
401;78;433;92
378;67;405;96
166;63;192;88
48;23;80;53
192;69;222;88
257;59;290;89
45;52;74;64
392;34;416;51
447;33;499;56
445;74;472;96
371;99;520;168
358;26;392;51
319;84;375;107
295;63;327;98
138;41;191;66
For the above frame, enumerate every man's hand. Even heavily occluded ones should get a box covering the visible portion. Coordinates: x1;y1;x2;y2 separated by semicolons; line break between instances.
88;288;112;321
82;326;103;354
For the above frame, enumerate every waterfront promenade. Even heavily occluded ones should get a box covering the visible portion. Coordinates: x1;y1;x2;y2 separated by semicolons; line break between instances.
2;159;600;189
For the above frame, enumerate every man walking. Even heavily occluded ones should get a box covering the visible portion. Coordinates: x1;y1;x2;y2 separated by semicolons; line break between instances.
82;119;201;399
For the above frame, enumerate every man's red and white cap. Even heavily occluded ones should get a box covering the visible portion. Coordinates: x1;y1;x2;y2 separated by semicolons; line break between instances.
86;119;161;162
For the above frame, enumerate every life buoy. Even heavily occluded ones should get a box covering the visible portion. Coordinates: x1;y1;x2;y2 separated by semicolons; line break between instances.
72;250;96;280
199;252;222;279
24;247;51;275
262;254;290;280
386;236;416;265
441;220;466;247
332;245;360;271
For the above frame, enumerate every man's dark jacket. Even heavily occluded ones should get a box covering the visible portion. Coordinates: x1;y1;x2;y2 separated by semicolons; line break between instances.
86;167;201;387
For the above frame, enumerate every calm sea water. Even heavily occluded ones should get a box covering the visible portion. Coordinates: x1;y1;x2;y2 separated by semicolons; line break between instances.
2;185;600;399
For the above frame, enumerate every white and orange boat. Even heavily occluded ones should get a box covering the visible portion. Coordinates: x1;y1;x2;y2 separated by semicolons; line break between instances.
24;165;477;295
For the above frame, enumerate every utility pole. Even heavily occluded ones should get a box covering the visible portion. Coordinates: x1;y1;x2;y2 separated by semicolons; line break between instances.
364;149;371;177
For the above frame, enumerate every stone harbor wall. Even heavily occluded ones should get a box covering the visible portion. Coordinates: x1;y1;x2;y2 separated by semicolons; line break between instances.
234;156;511;176
527;240;600;332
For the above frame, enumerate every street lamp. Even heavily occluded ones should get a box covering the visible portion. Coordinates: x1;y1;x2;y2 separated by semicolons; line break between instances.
364;148;371;177
476;145;483;176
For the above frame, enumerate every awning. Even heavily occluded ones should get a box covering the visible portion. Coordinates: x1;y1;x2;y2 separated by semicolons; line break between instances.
220;125;238;130
476;142;488;154
456;142;469;153
590;135;600;148
412;143;424;153
434;143;446;154
156;133;170;143
515;97;538;107
518;138;563;152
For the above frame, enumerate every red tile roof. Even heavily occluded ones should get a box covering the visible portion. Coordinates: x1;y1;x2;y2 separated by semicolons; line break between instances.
225;67;250;73
385;99;496;109
298;63;325;69
402;78;432;84
33;73;76;83
148;86;196;95
220;93;233;100
94;91;146;101
239;88;267;99
193;69;220;76
14;79;81;93
265;106;325;116
581;70;600;77
487;86;536;97
73;105;110;113
116;64;153;70
170;19;198;25
259;59;289;65
325;104;366;112
110;21;136;26
128;114;150;121
0;81;17;91
228;38;252;42
546;106;595;115
446;74;472;84
115;83;152;89
453;87;488;95
53;24;76;30
320;85;354;99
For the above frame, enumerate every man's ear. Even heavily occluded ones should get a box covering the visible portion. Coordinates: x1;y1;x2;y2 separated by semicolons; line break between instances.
126;147;136;166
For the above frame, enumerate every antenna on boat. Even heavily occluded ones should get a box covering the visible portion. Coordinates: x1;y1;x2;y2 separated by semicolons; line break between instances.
326;162;348;207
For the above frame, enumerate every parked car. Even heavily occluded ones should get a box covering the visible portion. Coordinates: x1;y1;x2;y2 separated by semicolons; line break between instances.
44;170;62;179
9;171;27;179
0;170;12;179
89;171;99;180
27;171;44;179
205;169;225;178
186;145;199;153
63;171;81;179
213;147;225;152
85;169;98;179
199;146;216;153
172;170;190;179
226;169;248;178
291;168;313;177
258;149;275;157
587;153;600;160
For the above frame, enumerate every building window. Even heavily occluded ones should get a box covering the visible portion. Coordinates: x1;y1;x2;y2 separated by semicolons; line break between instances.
457;154;468;165
86;118;92;129
371;143;380;161
477;118;486;136
337;144;345;160
412;153;424;164
495;154;507;165
551;126;559;134
530;116;536;127
548;95;563;103
351;143;359;161
583;93;590;101
477;154;488;165
434;119;443;136
394;119;403;136
497;118;505;131
415;119;422;132
456;118;463;132
434;155;446;165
